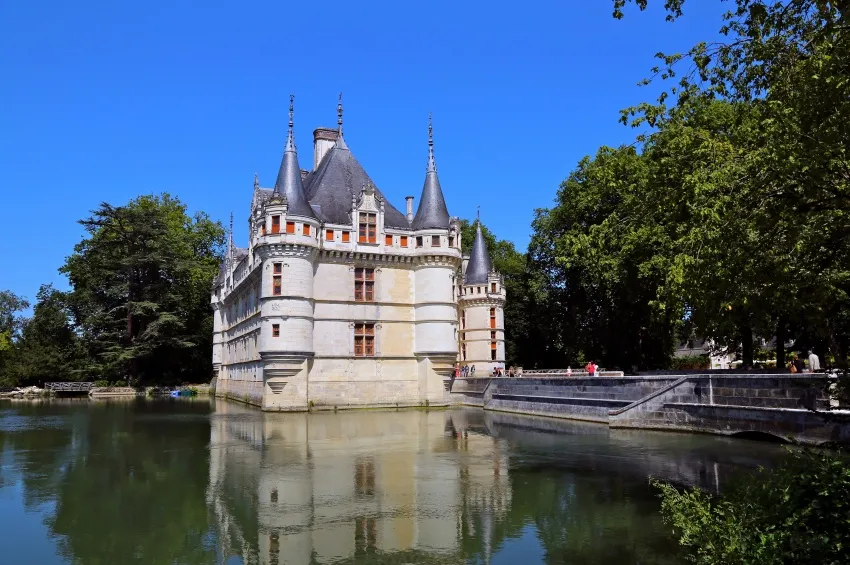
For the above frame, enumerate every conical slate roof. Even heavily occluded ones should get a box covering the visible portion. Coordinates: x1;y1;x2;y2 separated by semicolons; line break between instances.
411;119;450;230
303;134;409;228
274;121;317;220
465;221;491;284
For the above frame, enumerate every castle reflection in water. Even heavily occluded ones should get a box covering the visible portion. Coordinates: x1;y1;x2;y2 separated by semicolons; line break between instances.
205;402;788;565
208;403;512;564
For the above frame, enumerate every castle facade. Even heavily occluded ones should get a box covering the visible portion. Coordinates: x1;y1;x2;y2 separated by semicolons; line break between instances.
211;98;505;410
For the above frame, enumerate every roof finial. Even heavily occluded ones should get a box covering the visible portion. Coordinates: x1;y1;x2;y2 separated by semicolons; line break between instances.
228;211;234;264
428;112;433;149
337;92;343;135
253;173;259;190
477;206;481;223
288;94;294;134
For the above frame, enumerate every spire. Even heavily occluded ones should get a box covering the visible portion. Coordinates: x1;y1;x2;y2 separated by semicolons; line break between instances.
253;173;259;191
411;114;450;230
465;217;492;285
274;95;317;219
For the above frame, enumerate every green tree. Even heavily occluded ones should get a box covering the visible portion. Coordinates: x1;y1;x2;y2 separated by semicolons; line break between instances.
0;290;29;383
7;285;84;386
61;194;225;385
528;145;679;370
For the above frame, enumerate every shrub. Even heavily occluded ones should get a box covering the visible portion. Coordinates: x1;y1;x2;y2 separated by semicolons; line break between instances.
671;355;710;370
654;449;850;565
93;379;110;387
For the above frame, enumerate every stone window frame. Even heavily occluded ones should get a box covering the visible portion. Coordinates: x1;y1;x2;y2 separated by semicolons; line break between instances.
358;212;377;244
354;267;375;302
272;324;280;338
353;323;375;357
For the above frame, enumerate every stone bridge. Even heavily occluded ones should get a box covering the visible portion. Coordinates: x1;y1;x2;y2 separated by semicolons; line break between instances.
447;373;849;445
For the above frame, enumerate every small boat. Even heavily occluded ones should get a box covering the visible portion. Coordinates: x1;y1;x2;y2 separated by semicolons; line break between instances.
169;390;180;398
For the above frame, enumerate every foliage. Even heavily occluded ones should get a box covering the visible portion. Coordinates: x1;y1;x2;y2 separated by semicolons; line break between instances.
654;449;850;565
0;290;29;352
2;285;85;386
58;194;225;386
670;355;710;370
527;145;680;371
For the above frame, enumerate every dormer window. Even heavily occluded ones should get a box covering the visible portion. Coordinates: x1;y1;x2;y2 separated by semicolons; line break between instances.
359;213;377;243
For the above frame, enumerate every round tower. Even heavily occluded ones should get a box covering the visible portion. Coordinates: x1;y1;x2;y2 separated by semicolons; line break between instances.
458;220;506;375
255;96;320;410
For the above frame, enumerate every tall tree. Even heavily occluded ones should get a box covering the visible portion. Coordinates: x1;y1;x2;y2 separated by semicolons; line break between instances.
61;194;225;385
8;285;83;386
0;290;29;384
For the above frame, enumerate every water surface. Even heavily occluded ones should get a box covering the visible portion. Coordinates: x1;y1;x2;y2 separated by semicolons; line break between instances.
0;398;790;564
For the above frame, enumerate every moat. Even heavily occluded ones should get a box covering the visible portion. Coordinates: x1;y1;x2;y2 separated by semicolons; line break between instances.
0;399;791;564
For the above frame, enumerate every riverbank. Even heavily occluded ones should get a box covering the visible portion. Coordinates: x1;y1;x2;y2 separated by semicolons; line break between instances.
0;384;213;399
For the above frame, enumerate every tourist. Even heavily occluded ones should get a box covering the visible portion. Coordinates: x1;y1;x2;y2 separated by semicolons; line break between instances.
594;362;600;375
586;361;596;376
454;365;460;379
793;354;805;374
471;365;476;376
567;367;572;376
808;350;821;372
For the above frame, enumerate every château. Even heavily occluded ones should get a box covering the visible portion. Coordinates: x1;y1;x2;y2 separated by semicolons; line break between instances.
211;97;505;410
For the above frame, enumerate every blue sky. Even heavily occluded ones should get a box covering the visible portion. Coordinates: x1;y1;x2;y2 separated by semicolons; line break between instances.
0;0;726;303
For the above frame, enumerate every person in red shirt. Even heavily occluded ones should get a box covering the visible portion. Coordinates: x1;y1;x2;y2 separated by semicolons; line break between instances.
585;361;596;376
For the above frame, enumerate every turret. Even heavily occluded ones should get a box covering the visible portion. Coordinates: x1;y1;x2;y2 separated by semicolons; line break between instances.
458;217;506;374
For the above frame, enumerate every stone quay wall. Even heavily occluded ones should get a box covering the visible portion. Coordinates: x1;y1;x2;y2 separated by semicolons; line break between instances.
449;373;848;445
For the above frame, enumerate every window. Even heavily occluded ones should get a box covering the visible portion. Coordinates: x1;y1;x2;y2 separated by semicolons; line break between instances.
261;222;267;236
490;308;496;329
491;345;497;361
272;324;280;337
400;235;408;247
385;235;393;246
462;343;467;361
273;262;282;274
354;268;374;302
354;323;375;356
286;221;295;234
342;231;351;243
416;236;423;248
326;229;334;240
461;311;466;329
431;235;440;247
491;330;496;340
359;213;377;243
449;236;454;247
491;283;497;293
271;215;281;234
273;274;282;296
303;224;311;236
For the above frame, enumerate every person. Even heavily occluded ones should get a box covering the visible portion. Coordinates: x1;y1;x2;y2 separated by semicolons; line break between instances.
808;350;821;372
566;367;572;376
454;365;460;379
594;362;600;375
793;354;805;374
471;365;476;376
585;361;596;376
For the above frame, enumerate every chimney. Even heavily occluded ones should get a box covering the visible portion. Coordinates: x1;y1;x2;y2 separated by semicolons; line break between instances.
313;128;339;169
405;196;414;222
